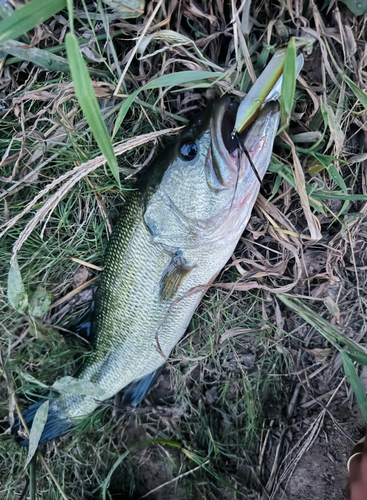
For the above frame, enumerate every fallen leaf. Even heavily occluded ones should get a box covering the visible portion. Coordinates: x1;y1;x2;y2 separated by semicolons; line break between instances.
28;285;51;317
7;259;28;313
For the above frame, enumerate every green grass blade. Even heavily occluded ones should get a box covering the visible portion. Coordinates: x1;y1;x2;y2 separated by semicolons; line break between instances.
183;450;239;491
344;75;367;111
349;353;367;367
66;0;74;34
277;294;367;360
29;454;36;500
0;0;66;46
113;70;223;138
0;40;70;72
327;164;348;194
341;352;367;423
25;401;49;467
113;88;140;138
312;191;367;201
313;153;348;193
280;37;296;131
65;33;119;186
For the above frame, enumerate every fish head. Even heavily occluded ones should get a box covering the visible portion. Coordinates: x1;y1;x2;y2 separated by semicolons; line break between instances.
142;98;280;249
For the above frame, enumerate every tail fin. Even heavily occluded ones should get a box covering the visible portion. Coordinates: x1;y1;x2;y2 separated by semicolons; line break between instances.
12;399;73;446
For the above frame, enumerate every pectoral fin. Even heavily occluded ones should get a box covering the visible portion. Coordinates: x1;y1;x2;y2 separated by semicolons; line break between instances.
160;253;196;301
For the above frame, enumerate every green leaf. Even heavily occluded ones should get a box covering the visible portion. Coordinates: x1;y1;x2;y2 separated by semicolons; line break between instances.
313;153;348;193
328;165;348;192
341;352;367;423
7;259;28;313
52;376;106;398
101;449;131;499
0;0;66;46
65;33;119;186
338;0;367;16
280;37;296;130
113;70;224;138
268;174;282;200
25;401;49;466
0;39;69;72
28;285;52;318
344;75;367;110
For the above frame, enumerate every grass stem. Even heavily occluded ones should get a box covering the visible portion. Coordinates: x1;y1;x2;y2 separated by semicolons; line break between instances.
29;455;36;500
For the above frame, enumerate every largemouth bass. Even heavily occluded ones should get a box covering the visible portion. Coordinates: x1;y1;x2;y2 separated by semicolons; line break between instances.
15;98;280;444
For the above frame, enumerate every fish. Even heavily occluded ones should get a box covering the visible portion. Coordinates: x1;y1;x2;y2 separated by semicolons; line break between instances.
14;39;305;444
13;97;280;445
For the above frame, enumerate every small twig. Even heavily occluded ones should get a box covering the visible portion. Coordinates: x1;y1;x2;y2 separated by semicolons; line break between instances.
10;327;29;351
69;257;103;271
50;276;99;310
259;420;274;474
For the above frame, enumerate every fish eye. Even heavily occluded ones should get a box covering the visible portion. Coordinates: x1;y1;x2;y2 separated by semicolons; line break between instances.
180;141;198;161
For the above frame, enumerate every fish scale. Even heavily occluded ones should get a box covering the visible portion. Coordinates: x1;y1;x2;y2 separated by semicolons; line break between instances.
13;98;281;443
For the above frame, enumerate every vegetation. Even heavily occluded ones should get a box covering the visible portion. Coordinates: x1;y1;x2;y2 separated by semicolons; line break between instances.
0;0;367;498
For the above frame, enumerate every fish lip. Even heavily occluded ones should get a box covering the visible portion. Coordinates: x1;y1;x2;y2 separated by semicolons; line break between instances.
210;97;241;183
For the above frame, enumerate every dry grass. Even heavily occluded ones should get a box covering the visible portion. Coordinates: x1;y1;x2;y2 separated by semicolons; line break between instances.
1;0;367;499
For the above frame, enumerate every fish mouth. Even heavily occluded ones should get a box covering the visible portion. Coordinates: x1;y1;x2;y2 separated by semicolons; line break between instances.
210;97;280;188
221;100;242;154
210;98;249;184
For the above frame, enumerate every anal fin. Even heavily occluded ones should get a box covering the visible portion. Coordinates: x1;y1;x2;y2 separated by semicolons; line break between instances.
160;252;195;302
121;369;162;407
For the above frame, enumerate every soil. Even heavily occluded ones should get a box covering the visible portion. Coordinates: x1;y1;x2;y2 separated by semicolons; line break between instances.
272;417;361;500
